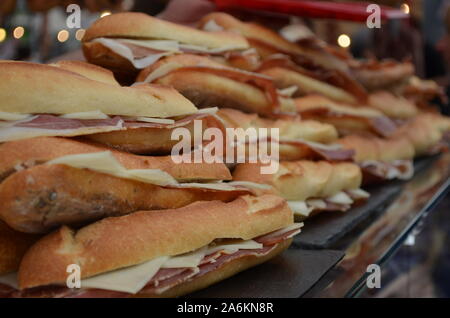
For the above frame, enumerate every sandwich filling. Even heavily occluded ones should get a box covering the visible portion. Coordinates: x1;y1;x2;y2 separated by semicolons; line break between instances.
138;61;281;110
287;188;370;218
0;223;302;298
0;109;218;143
91;38;252;70
360;160;414;180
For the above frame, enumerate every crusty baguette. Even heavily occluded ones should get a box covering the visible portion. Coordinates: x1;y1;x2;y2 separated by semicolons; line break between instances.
368;91;418;119
0;221;40;275
146;239;291;298
217;108;337;144
392;113;448;156
217;108;339;160
198;12;348;73
295;95;382;118
82;12;249;50
0;61;197;118
137;54;295;116
0;137;231;183
260;67;357;104
351;60;414;91
49;60;120;87
82;41;140;83
232;161;362;201
337;135;415;163
18;194;292;289
0;164;247;233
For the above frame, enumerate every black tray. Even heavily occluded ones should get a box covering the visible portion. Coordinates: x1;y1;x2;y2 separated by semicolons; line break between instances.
188;248;344;298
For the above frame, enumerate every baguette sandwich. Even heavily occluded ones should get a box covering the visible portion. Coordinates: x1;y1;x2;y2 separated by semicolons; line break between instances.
198;12;368;103
136;54;296;116
232;161;368;220
392;112;450;157
0;60;223;155
0;137;254;233
217;108;354;161
0;195;301;298
0;221;39;276
294;95;398;137
82;12;258;82
337;135;415;183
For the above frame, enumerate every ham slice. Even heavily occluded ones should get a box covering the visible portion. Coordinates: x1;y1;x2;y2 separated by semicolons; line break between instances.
256;53;368;102
280;139;354;161
0;112;220;143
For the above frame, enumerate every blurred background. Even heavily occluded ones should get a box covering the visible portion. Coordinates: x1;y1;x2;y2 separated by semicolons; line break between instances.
0;0;449;298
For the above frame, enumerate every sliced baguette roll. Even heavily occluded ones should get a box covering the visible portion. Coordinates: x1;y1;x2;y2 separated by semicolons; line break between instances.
0;164;247;234
217;108;338;144
0;61;197;118
18;194;293;290
143;239;291;298
368;91;418;119
260;67;358;104
82;12;248;50
232;161;362;201
393;113;449;156
0;137;231;183
337;135;415;163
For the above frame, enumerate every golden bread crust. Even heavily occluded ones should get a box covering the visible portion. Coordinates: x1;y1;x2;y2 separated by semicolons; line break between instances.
0;61;197;117
18;195;292;289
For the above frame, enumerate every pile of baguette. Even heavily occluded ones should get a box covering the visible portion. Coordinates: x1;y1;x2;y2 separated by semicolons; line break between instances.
0;12;448;298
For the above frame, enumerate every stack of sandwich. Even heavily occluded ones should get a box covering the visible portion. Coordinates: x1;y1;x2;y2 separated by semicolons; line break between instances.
0;60;301;297
82;13;373;220
1;10;449;298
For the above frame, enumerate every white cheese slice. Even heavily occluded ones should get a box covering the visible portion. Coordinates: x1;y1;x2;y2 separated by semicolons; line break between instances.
162;247;207;269
178;43;245;54
134;117;175;124
119;39;181;52
202;20;224;32
0;122;124;143
60;110;109;120
287;201;314;217
142;62;184;83
197;107;219;115
266;222;304;238
326;191;354;205
0;272;19;289
93;38;174;69
206;240;263;255
347;188;370;199
277;86;298;97
81;256;168;294
306;198;327;210
0;112;32;121
46;151;247;191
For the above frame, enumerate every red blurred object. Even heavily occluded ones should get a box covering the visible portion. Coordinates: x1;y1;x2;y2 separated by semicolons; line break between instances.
211;0;408;22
